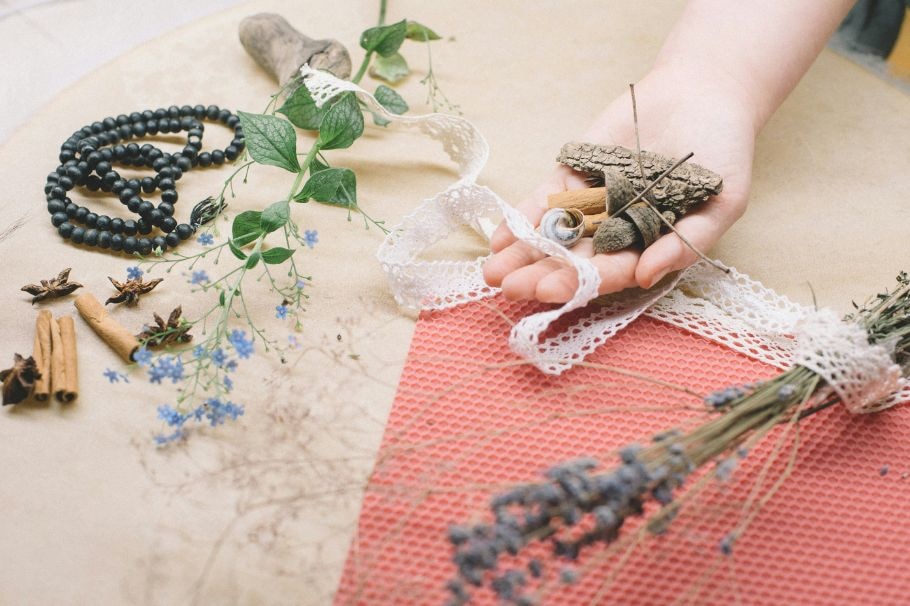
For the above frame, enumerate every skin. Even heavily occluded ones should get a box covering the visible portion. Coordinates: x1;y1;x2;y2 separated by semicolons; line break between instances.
484;0;857;303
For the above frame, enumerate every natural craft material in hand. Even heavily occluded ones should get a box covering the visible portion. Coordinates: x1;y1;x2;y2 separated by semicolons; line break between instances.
239;13;352;85
557;142;723;215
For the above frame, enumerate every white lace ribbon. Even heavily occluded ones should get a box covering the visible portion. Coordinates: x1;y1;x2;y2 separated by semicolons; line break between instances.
300;67;909;413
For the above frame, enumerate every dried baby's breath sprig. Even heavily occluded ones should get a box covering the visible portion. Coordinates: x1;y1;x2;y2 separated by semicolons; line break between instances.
447;272;910;605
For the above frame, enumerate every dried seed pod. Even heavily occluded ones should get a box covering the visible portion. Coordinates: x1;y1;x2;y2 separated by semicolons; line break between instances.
593;216;638;252
626;204;662;247
1;354;40;405
602;170;636;215
538;208;585;247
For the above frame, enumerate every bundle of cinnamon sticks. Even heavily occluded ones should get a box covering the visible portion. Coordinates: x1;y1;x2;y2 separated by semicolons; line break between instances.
32;310;78;402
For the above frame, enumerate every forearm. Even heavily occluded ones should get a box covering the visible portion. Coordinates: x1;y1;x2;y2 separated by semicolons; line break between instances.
654;0;856;133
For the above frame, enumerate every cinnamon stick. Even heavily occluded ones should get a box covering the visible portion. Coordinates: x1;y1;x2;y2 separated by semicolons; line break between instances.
33;310;52;400
547;187;607;214
74;293;140;362
48;316;65;399
57;316;78;402
582;212;609;237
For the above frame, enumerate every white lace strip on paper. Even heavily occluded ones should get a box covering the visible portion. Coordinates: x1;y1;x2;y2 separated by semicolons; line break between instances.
300;67;909;411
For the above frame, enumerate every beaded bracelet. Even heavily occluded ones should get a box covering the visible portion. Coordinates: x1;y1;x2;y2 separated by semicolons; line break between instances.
44;104;246;256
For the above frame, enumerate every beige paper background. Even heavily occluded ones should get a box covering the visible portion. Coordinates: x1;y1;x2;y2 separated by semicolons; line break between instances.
0;1;907;604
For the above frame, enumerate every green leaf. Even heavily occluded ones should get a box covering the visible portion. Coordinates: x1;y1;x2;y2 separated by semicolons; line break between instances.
232;210;263;246
310;155;330;173
369;52;409;84
278;84;328;131
261;247;295;264
261;201;289;233
294;167;357;208
316;93;364;151
245;251;261;269
228;239;247;260
360;19;408;56
237;111;300;172
405;21;441;41
372;112;391;127
218;290;226;306
374;85;409;115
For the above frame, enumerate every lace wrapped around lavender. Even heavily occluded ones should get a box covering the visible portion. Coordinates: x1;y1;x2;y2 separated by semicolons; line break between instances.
299;66;910;414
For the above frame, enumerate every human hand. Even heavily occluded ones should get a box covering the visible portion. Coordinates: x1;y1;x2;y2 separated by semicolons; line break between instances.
482;63;758;303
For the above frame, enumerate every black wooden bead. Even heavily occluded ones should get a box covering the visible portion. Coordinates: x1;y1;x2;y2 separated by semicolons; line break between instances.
47;199;66;214
137;202;154;217
75;161;89;183
152;157;168;171
149;209;164;226
226;115;239;128
175;156;191;172
44;182;55;195
123;236;137;254
224;145;239;161
179;116;196;130
59;149;75;163
231;137;244;148
205;105;219;119
211;150;225;165
152;236;167;252
98;231;112;249
116;114;129;125
102;117;116;129
127;198;142;213
137;238;152;255
158;202;174;216
157;166;174;180
65;165;81;180
158;178;175;191
193;104;205;118
111;234;124;251
91;121;103;134
123;220;138;236
57;176;74;190
49;185;66;199
96;215;111;231
51;212;68;227
71;227;85;244
129;111;142;123
217;109;230;122
86;151;102;168
113;144;126;159
86;175;101;191
154;108;167;119
75;206;89;222
85;212;98;227
126;143;140;158
137;219;152;235
110;218;124;234
132;122;147;137
58;222;74;239
160;189;178;204
198;152;212;167
172;167;183;180
84;229;99;246
168;118;181;132
118;124;131;138
95;161;112;175
142;110;154;121
175;223;193;240
165;231;180;247
65;203;79;218
46;172;59;183
139;143;154;157
159;216;177;232
146;120;158;135
119;188;135;203
112;179;126;194
167;105;180;118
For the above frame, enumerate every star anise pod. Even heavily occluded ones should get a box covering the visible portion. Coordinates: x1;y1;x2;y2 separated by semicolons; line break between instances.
21;268;83;304
106;276;163;305
1;354;40;405
136;306;193;347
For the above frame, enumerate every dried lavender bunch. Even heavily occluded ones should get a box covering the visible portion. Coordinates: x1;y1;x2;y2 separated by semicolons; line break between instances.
446;272;910;605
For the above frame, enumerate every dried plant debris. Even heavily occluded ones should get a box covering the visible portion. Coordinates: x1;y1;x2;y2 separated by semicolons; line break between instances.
137;306;193;347
1;354;40;405
21;268;83;304
106;276;163;306
557;143;723;216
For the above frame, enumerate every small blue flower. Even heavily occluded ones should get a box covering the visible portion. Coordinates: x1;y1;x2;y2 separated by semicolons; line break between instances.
197;233;214;246
192;345;207;359
224;359;238;373
127;266;143;280
228;329;254;359
304;229;318;249
210;347;227;367
103;368;128;383
133;347;153;367
157;404;187;427
154;429;185;445
288;334;300;349
296;279;307;289
203;397;245;426
148;356;184;384
190;270;210;285
275;304;289;320
223;376;233;392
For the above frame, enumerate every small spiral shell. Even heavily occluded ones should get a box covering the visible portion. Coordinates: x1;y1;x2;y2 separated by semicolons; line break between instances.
538;208;585;247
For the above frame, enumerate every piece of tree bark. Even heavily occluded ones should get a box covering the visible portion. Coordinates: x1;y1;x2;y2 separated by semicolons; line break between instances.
557;142;723;216
239;13;352;86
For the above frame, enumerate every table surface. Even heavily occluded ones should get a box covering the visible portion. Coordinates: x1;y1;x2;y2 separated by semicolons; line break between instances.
1;1;908;604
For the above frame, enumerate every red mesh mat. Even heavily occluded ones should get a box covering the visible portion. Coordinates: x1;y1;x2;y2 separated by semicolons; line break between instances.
335;296;910;605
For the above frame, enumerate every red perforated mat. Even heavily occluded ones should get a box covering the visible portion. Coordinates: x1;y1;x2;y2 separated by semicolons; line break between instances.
335;296;910;605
